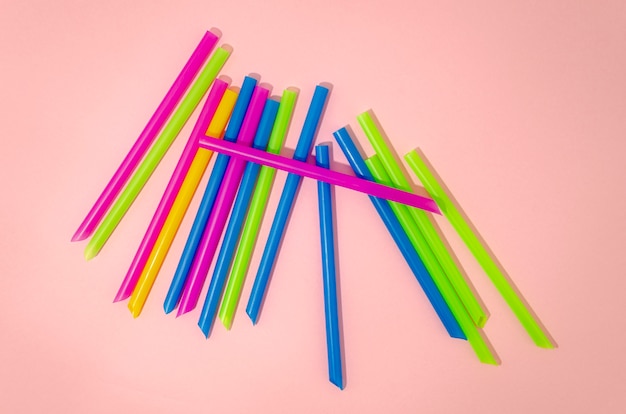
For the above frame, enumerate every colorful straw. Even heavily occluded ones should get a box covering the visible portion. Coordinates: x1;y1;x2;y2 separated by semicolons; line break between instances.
163;75;258;314
114;78;229;302
72;31;219;242
177;86;270;316
198;136;439;213
246;85;330;324
126;89;238;317
357;112;486;327
366;155;496;363
197;98;280;335
315;144;345;389
84;46;231;260
332;127;464;339
405;150;554;348
204;89;297;334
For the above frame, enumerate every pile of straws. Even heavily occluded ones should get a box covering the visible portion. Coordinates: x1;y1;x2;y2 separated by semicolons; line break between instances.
72;30;553;389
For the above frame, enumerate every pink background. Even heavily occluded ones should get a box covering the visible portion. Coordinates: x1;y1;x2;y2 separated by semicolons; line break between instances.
1;0;625;412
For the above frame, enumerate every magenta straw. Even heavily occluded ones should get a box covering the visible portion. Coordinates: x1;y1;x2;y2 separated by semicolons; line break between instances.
176;86;269;316
197;137;440;214
72;31;218;242
113;79;228;302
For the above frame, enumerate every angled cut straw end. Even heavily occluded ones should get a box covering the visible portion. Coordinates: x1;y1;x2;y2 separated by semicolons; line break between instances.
163;302;176;315
246;308;259;325
128;302;142;319
198;321;211;339
330;375;344;390
176;303;193;318
220;314;233;330
71;229;90;242
113;291;131;303
83;244;99;261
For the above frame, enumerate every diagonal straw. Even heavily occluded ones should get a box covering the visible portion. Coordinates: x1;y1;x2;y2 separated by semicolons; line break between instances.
405;150;554;349
125;88;237;317
72;31;218;242
357;111;486;327
84;46;231;260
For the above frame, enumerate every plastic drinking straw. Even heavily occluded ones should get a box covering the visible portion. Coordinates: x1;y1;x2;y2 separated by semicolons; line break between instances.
202;89;297;335
114;78;229;302
366;155;496;363
198;98;279;336
332;127;464;339
405;150;554;348
72;31;219;242
357;112;486;327
198;136;439;213
177;86;269;316
246;85;329;324
163;75;258;314
315;144;345;388
126;89;237;317
83;46;231;260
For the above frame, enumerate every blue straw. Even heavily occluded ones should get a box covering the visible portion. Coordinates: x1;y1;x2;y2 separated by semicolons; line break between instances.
163;76;258;314
315;144;344;390
246;85;330;323
197;98;280;336
332;127;465;339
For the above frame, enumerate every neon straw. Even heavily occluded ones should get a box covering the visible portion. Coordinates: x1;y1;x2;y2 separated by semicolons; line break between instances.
357;112;486;327
126;89;237;317
366;155;496;363
114;78;229;302
315;144;345;388
84;46;231;260
246;85;330;324
198;136;440;213
197;99;279;336
72;31;219;242
405;150;554;348
201;89;296;335
163;76;258;314
332;127;464;339
177;86;269;316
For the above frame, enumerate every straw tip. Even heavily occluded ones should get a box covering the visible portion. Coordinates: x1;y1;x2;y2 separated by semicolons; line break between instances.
198;323;211;339
83;245;98;261
128;304;141;319
71;231;88;242
113;292;130;303
163;303;175;314
220;316;233;331
330;377;345;390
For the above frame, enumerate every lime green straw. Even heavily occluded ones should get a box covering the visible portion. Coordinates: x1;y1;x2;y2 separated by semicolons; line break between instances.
218;88;298;328
405;150;554;348
357;112;487;327
366;155;497;364
84;47;231;260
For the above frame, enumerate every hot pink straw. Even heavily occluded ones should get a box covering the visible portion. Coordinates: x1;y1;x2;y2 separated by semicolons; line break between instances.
114;78;229;302
72;31;218;242
197;136;441;214
176;86;270;316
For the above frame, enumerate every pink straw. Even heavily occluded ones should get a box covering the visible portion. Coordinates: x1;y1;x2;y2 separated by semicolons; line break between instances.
197;136;441;214
72;31;219;242
113;78;229;302
176;86;270;316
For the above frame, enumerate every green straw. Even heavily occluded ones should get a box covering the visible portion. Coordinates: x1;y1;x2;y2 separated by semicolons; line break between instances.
366;155;497;364
84;47;231;260
218;88;298;328
357;112;487;327
404;150;554;348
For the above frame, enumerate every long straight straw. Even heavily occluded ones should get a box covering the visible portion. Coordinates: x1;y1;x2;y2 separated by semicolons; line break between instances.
84;46;231;260
246;85;330;324
200;89;296;336
405;150;554;349
177;86;269;316
72;31;219;242
197;98;280;336
366;155;496;363
198;136;440;213
357;112;486;327
163;76;258;314
332;127;464;339
126;89;238;317
315;144;345;389
114;78;229;302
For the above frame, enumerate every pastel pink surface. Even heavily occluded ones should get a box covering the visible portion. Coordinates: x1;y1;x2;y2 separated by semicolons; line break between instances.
177;86;269;315
71;31;217;242
2;1;626;413
114;79;228;302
